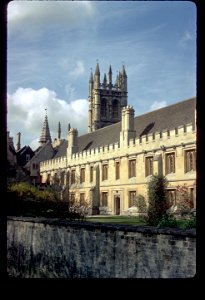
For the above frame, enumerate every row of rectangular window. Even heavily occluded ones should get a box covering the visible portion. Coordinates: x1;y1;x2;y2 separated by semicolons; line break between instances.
100;189;194;208
146;150;196;176
46;149;196;184
66;189;194;208
70;193;85;206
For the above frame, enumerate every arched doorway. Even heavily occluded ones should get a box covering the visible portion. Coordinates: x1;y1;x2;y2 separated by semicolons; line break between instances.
115;195;120;215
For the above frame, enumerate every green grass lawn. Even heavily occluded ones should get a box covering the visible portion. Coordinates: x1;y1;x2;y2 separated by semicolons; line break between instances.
86;216;147;226
85;215;195;228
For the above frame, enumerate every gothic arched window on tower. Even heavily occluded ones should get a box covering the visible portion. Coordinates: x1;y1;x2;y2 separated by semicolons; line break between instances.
101;98;107;118
112;99;119;118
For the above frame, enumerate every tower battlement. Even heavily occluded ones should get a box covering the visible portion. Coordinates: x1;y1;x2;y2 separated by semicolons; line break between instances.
40;121;195;172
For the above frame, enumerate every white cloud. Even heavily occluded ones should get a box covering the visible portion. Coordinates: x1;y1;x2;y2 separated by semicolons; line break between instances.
8;1;95;38
70;99;88;117
64;83;76;100
69;61;85;78
7;87;88;149
178;30;193;48
149;100;167;111
59;60;85;78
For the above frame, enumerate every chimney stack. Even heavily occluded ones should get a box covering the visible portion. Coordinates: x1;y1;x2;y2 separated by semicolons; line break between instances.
16;132;21;151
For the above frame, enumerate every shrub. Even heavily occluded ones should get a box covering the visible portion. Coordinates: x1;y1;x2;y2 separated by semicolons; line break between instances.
147;174;169;226
182;216;196;229
157;215;178;228
175;184;194;215
7;182;87;220
7;182;56;203
135;195;147;213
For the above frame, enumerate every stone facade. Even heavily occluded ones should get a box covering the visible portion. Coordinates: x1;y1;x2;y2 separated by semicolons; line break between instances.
40;111;196;215
7;217;196;278
38;63;196;215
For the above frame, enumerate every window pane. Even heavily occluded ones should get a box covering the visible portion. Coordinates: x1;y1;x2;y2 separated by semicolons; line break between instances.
71;170;75;184
102;192;108;206
102;164;108;180
116;161;120;180
80;193;85;205
167;190;176;206
101;99;107;117
129;191;136;207
112;100;119;118
185;150;196;172
145;157;153;177
80;168;85;183
129;160;136;178
166;153;175;174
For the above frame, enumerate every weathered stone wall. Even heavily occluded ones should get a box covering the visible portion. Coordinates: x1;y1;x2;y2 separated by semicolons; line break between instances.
7;217;196;278
40;122;196;215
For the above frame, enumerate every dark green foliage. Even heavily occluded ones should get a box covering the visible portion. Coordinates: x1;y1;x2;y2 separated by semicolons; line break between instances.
147;174;169;226
157;215;178;228
7;182;84;220
135;195;147;213
182;216;196;229
8;182;56;202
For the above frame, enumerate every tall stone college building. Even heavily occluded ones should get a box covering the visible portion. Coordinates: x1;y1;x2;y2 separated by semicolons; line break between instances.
29;63;196;215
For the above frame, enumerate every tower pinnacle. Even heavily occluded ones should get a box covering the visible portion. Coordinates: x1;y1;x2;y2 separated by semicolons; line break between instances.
108;65;112;85
95;62;100;75
39;109;52;146
89;68;93;82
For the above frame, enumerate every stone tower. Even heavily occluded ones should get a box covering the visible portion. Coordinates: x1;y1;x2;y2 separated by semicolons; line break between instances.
88;63;128;132
39;109;52;146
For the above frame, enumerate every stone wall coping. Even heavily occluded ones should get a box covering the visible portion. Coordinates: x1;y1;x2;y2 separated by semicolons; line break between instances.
7;216;196;238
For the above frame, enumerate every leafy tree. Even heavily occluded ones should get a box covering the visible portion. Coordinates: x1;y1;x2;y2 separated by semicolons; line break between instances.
7;179;91;220
147;174;169;225
135;195;147;213
44;170;91;219
176;183;194;212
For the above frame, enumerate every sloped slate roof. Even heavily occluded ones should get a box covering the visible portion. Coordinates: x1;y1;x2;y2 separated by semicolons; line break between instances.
52;139;67;158
16;145;34;155
26;141;54;167
134;97;195;136
9;144;17;156
53;97;196;159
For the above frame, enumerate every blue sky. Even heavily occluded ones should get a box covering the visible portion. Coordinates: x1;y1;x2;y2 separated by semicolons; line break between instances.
7;0;196;149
